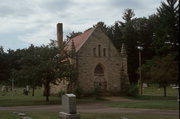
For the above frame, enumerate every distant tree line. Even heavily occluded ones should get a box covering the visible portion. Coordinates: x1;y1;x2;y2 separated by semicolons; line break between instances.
0;0;179;98
0;40;75;101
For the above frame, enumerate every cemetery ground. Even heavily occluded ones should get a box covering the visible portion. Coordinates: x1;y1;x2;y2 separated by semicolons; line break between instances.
0;85;179;119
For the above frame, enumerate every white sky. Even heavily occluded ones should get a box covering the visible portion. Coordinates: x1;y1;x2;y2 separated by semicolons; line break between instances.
0;0;162;51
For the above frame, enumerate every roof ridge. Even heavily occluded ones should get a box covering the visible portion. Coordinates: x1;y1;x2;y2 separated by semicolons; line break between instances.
71;27;94;40
65;27;94;44
64;27;96;52
77;27;95;51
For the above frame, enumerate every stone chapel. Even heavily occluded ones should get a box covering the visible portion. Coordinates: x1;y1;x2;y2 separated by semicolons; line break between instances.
51;23;130;95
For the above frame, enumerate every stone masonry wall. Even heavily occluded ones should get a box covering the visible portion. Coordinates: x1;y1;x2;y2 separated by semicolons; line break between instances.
77;27;123;94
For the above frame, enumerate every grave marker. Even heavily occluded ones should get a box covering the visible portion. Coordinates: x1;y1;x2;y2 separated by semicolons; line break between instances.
59;94;80;119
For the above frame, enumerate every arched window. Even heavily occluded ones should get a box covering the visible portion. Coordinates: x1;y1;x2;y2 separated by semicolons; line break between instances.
94;64;104;76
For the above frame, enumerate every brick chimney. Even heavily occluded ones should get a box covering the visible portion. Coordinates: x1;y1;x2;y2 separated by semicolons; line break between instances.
57;23;63;48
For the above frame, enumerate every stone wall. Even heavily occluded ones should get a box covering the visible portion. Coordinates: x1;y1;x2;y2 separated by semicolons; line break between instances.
50;26;129;95
77;27;124;94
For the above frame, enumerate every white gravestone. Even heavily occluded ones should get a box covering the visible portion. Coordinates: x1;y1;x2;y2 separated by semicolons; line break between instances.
62;94;76;114
59;94;80;119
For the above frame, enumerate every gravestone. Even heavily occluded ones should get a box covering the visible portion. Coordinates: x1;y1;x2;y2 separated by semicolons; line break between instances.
1;85;5;92
62;94;76;114
59;94;80;119
143;83;148;88
22;117;32;119
26;85;29;92
18;112;26;116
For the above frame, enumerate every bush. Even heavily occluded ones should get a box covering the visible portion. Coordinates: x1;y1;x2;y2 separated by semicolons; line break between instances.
58;90;65;97
128;84;139;97
74;84;83;98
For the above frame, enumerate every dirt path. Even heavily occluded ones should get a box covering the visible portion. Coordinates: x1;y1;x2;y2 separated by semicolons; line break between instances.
0;103;178;116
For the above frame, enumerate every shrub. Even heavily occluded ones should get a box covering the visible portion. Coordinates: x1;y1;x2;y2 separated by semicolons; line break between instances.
74;84;83;98
128;84;139;97
58;90;65;97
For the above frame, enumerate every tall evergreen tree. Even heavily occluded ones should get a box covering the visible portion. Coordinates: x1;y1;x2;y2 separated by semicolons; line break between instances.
119;9;139;84
152;0;179;56
0;46;8;83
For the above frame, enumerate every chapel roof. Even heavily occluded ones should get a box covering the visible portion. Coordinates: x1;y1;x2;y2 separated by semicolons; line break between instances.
64;27;95;52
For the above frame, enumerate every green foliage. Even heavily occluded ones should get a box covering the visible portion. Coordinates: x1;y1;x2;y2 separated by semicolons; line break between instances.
143;85;178;97
152;0;179;56
150;54;178;84
141;54;178;96
140;60;153;83
2;40;75;101
122;9;135;22
57;90;65;98
128;84;139;97
74;84;83;98
0;46;7;83
95;1;179;85
120;9;140;84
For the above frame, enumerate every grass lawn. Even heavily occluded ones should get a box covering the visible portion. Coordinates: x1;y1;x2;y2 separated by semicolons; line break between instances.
0;85;179;110
107;100;179;110
0;87;61;106
0;111;19;119
0;111;179;119
143;85;179;96
108;85;179;110
81;113;179;119
0;85;179;119
0;95;61;106
0;85;109;107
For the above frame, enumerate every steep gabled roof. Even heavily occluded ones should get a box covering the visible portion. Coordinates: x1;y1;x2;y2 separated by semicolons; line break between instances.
64;27;95;52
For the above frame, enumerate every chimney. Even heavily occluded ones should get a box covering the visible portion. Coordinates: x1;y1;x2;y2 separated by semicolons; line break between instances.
121;43;126;55
57;23;63;48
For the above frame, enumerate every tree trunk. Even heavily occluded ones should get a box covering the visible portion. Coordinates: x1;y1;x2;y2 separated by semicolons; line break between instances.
45;82;50;102
46;94;49;102
163;85;167;97
32;86;35;96
67;83;72;93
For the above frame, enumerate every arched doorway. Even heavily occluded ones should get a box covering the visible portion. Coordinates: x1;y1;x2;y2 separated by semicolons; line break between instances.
94;64;107;90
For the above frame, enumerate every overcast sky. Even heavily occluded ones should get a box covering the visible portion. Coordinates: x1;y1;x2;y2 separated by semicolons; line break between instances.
0;0;162;51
